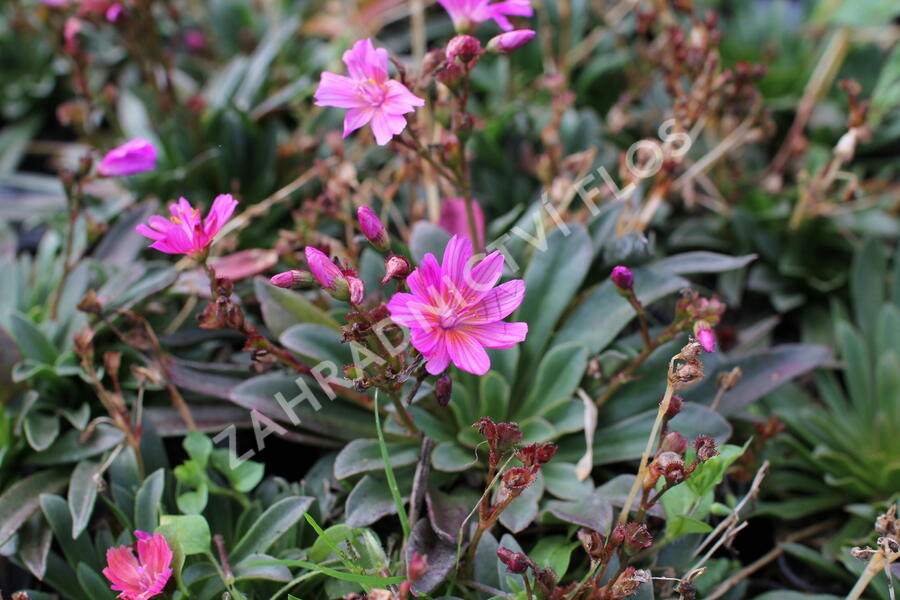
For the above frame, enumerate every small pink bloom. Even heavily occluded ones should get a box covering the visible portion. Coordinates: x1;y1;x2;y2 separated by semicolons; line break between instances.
102;530;173;600
357;206;389;251
313;39;425;145
105;3;124;21
97;139;158;177
387;235;527;375
63;17;82;54
439;197;485;248
696;323;716;353
437;0;533;32
136;194;238;257
184;29;206;52
487;29;536;53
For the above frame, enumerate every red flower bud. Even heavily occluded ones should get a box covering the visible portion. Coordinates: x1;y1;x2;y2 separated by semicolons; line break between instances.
446;34;483;65
382;254;411;285
497;547;530;574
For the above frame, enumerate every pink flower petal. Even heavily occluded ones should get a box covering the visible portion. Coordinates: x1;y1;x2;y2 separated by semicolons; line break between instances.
466;279;524;323
463;321;528;349
445;330;491;375
344;107;376;137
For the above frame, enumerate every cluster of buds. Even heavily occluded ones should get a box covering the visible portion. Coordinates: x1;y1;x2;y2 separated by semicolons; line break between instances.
576;525;653;599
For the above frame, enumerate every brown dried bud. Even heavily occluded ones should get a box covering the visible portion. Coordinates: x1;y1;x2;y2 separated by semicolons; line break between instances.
672;360;704;390
497;547;531;573
77;289;104;315
436;372;452;407
534;567;558;592
421;49;445;76
73;327;95;358
622;523;653;554
716;367;742;391
655;451;686;485
610;567;651;598
503;466;535;490
693;435;719;462
516;442;557;469
577;528;605;561
680;341;703;362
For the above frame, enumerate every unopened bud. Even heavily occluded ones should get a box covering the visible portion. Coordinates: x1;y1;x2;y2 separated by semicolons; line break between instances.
661;431;688;454
610;265;634;292
834;128;858;163
577;528;605;561
497;547;530;573
436;372;452;407
382;255;411;285
446;34;483;65
357;206;390;252
436;62;464;87
487;29;536;53
695;321;716;352
347;275;365;305
270;269;314;290
664;394;684;419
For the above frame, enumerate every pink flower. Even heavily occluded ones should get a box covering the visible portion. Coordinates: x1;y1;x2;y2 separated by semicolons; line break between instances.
439;197;485;248
487;29;536;53
437;0;533;32
102;530;173;600
105;3;124;21
97;139;157;177
387;235;527;375
63;17;82;54
136;194;238;256
184;29;206;52
313;39;425;145
695;323;716;353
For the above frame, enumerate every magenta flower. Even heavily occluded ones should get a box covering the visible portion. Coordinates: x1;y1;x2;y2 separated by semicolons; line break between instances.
695;323;716;353
439;197;485;248
437;0;533;32
136;194;238;257
102;530;173;600
487;29;536;53
313;39;425;146
387;236;527;375
97;139;157;177
305;246;346;291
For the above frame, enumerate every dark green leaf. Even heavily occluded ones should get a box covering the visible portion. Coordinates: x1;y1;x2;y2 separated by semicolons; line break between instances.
0;470;67;547
68;460;101;539
229;496;314;562
134;469;166;533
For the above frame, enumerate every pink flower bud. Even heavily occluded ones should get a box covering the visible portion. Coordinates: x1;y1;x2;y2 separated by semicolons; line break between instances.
446;34;483;65
382;254;411;285
695;322;716;352
487;29;536;53
63;17;82;55
357;206;390;251
270;270;314;290
105;3;124;21
610;265;634;291
347;275;365;305
305;247;350;301
97;139;157;177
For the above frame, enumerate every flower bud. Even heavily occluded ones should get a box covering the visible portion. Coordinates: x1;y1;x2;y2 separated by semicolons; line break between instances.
357;206;390;252
487;29;536;53
270;269;314;290
97;138;158;177
407;552;428;582
695;321;716;352
382;254;411;285
497;547;530;574
347;275;365;305
664;394;684;419
436;372;452;407
610;265;634;292
305;247;350;302
577;528;605;561
446;34;483;65
503;466;535;490
660;431;688;454
435;62;464;87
